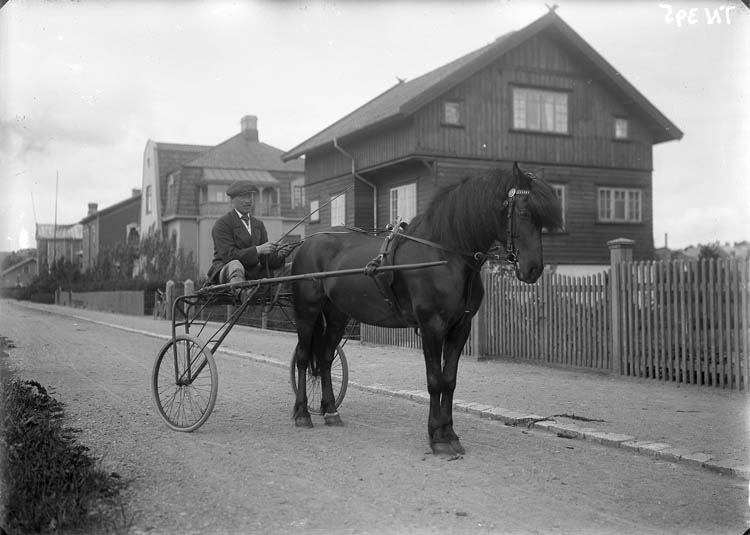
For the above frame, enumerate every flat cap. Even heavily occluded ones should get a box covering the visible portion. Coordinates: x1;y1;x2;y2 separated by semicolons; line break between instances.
226;181;259;198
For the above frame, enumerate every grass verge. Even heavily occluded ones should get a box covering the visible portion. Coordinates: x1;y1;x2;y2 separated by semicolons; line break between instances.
0;335;133;534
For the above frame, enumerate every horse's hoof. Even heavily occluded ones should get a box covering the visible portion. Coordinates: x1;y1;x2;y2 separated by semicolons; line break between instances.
295;416;314;428
431;441;455;456
324;412;344;426
450;440;466;455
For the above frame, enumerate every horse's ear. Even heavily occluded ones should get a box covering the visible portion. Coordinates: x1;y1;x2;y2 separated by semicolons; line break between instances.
513;161;531;186
513;161;522;180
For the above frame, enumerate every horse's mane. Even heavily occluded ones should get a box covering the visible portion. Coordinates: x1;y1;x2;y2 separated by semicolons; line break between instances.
406;167;563;253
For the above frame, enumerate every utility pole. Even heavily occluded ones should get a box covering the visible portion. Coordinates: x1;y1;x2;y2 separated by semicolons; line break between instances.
52;171;58;272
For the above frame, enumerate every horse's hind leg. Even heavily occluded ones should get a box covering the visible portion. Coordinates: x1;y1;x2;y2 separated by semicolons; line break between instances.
292;282;325;428
317;302;349;426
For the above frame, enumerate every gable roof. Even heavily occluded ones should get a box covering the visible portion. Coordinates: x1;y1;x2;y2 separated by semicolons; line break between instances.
283;11;682;161
35;223;83;241
80;193;141;225
187;132;303;172
1;257;36;277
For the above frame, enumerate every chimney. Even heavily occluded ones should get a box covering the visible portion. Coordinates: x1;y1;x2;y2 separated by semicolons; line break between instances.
87;203;98;216
132;188;141;197
241;115;259;142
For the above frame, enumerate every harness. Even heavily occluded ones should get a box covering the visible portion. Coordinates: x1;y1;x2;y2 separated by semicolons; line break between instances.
360;185;532;327
503;187;531;264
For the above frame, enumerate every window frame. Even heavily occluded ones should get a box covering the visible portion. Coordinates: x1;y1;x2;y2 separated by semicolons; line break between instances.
330;193;346;227
389;182;418;224
511;86;570;135
597;186;642;223
614;117;629;140
292;179;306;209
145;185;153;214
441;99;464;127
547;183;567;232
309;199;320;224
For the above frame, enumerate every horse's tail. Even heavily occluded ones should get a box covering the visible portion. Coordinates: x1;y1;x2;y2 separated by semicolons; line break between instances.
308;311;327;377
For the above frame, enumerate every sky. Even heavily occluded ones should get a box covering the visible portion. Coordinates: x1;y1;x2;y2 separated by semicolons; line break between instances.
1;0;748;252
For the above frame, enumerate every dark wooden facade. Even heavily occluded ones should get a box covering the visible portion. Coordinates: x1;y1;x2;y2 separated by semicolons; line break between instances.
290;13;680;265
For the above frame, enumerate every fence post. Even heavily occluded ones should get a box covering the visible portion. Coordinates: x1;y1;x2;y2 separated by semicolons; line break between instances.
184;279;194;297
165;280;175;321
608;238;634;375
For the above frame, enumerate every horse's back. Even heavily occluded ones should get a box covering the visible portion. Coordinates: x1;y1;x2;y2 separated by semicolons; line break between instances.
291;230;412;327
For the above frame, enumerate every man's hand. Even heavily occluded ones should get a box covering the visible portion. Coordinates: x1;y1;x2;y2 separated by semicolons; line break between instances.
256;241;277;255
276;244;294;258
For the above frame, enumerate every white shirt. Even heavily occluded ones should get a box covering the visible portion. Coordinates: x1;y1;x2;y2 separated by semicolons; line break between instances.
234;209;252;236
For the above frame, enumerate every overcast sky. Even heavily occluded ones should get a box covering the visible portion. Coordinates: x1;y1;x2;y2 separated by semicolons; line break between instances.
1;0;748;252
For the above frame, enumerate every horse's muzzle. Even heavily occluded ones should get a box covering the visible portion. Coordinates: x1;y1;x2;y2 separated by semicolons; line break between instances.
516;264;543;284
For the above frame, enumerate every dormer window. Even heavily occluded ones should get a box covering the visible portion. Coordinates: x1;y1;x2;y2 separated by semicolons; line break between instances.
614;117;629;139
442;100;464;126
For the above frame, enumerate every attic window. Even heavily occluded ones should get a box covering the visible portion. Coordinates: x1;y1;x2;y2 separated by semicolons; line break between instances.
614;117;629;139
512;87;568;134
442;100;464;126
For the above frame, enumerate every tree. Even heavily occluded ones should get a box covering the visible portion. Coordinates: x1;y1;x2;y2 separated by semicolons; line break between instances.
136;231;199;282
698;244;723;261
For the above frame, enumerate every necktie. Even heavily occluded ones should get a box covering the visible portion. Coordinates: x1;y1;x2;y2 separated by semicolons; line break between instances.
240;213;249;223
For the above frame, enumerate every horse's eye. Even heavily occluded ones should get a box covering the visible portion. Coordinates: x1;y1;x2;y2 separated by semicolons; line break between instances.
518;209;530;219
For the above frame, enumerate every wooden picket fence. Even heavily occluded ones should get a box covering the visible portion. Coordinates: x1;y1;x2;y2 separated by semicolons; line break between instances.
361;257;750;390
614;258;749;389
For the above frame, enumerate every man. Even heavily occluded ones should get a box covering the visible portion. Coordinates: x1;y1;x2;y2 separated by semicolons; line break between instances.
207;181;292;301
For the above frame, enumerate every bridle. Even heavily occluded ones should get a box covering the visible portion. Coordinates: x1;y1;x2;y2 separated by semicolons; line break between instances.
503;186;531;264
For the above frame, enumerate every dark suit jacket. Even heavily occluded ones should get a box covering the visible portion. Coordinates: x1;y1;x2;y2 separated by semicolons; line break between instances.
207;210;284;282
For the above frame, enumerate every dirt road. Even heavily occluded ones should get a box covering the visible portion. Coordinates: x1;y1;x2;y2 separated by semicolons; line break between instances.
1;300;746;534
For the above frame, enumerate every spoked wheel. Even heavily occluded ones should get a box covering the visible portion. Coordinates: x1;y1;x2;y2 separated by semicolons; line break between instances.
290;345;348;415
152;335;218;432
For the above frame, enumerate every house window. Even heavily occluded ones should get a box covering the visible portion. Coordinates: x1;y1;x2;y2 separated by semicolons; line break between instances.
292;178;305;208
310;200;320;223
125;223;139;244
145;185;153;214
598;187;642;223
215;191;229;202
512;87;568;134
390;183;417;224
330;194;346;227
442;100;463;126
549;184;566;231
614;117;629;139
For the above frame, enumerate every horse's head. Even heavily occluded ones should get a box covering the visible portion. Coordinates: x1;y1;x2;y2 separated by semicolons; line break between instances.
504;162;563;283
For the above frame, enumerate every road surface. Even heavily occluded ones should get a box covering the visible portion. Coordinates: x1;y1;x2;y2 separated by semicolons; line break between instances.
1;300;747;534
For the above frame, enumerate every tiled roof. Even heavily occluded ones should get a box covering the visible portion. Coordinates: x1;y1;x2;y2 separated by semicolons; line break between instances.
187;132;303;172
202;168;280;186
35;223;83;240
283;11;681;160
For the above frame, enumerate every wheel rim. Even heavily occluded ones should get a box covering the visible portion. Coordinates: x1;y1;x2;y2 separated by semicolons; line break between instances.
291;348;348;415
153;336;217;432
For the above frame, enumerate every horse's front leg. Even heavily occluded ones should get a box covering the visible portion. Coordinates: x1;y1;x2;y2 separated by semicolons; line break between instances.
421;330;455;456
438;314;475;455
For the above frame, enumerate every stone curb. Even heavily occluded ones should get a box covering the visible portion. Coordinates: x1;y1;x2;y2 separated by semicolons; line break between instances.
365;383;750;481
18;303;748;480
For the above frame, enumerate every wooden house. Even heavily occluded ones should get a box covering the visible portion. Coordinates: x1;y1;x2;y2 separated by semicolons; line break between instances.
80;190;141;272
35;223;83;271
142;116;306;277
1;257;37;288
282;11;682;266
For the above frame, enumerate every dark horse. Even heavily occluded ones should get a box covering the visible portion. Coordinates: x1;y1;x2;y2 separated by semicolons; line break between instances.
291;162;563;455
